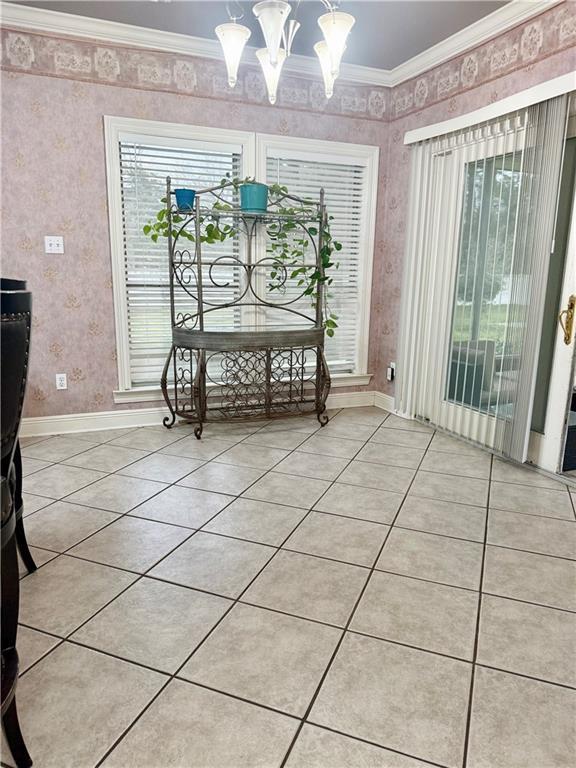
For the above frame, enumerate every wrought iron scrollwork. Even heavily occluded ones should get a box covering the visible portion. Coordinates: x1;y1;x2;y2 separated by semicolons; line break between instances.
160;177;331;435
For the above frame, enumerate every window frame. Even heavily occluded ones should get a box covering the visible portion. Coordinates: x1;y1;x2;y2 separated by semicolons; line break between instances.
105;116;378;401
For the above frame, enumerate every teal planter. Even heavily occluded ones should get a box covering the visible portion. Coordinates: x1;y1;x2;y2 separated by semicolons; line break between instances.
174;188;196;211
240;183;268;213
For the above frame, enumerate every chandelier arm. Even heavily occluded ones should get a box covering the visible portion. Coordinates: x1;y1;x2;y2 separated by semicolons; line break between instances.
226;1;245;22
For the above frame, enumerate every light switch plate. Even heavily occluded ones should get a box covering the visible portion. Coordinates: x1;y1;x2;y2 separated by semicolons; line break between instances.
45;236;64;254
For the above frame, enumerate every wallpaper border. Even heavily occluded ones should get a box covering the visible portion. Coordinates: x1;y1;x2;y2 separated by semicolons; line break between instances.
2;2;574;123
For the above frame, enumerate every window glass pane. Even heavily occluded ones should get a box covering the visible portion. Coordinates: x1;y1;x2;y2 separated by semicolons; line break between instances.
447;152;523;413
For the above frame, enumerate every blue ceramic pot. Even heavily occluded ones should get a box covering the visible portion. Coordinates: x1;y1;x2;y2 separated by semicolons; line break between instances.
240;183;268;213
174;188;196;211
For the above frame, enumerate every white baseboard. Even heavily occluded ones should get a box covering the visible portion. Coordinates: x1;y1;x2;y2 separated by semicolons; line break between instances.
20;406;169;437
373;391;395;413
329;391;376;410
20;390;394;437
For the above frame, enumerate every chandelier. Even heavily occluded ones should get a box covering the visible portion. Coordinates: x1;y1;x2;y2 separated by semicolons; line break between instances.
215;1;355;105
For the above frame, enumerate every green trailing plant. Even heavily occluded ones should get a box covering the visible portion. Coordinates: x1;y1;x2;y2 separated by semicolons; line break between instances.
143;176;341;335
143;199;235;245
263;183;341;337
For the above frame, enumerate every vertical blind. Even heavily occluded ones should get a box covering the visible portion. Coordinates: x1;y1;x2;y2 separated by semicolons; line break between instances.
266;154;367;374
118;139;242;387
396;95;567;462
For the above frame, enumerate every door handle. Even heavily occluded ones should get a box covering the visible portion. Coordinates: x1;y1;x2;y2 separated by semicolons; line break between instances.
558;294;576;345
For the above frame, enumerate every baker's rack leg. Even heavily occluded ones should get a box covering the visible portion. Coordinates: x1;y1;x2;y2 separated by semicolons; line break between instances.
193;350;205;439
316;345;330;426
161;345;177;428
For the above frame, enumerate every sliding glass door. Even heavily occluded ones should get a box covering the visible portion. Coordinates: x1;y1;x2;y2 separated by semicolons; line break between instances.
396;95;568;461
445;148;523;446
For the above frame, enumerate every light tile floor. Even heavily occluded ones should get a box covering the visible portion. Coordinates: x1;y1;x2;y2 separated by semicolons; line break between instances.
4;407;576;768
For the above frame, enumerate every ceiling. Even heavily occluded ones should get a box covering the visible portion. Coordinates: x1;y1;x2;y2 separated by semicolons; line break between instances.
8;0;510;70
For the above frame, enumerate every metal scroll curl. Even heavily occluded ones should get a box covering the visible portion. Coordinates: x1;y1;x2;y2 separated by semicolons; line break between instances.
205;350;268;418
173;249;199;302
175;347;194;400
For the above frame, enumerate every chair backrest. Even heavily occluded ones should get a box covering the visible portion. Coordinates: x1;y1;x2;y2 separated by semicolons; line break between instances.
0;278;26;292
1;286;31;475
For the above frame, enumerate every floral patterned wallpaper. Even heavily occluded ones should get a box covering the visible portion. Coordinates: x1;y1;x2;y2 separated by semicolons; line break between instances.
1;1;574;417
1;71;389;416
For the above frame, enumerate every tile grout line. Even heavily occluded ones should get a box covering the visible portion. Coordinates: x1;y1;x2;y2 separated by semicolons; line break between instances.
23;443;576;576
22;539;576;617
568;485;576;521
22;490;576;569
278;421;436;768
20;415;289;518
19;409;367;600
16;610;576;762
15;417;299;679
461;452;493;768
89;409;392;766
302;722;451;768
93;410;438;768
21;429;576;524
19;434;187;524
21;411;576;653
49;616;576;712
24;424;576;491
21;473;576;528
17;412;576;768
17;413;325;679
18;414;299;571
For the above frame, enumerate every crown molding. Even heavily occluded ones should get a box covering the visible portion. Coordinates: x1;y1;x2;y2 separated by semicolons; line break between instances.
387;0;562;86
0;0;561;89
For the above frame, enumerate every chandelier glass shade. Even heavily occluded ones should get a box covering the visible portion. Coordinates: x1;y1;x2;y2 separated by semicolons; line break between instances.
215;22;252;88
252;0;291;66
215;3;355;105
314;41;335;99
256;47;287;104
282;19;301;57
317;10;355;75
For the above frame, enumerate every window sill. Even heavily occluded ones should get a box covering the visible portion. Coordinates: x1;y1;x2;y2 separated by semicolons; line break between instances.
113;372;373;404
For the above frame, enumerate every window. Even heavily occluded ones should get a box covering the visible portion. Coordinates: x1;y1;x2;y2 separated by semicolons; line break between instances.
105;118;378;398
260;135;377;375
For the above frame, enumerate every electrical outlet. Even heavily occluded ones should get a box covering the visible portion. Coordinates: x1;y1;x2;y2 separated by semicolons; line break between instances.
44;236;64;254
55;373;67;390
387;361;396;382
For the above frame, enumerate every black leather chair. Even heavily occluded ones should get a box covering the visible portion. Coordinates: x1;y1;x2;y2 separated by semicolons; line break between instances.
1;280;33;767
0;279;36;575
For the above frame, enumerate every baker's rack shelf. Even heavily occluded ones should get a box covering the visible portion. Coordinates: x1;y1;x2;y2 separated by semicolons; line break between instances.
160;177;331;438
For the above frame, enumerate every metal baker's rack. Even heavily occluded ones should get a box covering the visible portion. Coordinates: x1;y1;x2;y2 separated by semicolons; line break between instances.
160;177;331;438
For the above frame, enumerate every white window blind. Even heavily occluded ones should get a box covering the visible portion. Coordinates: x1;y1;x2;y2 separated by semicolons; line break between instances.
265;153;367;374
118;139;241;387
